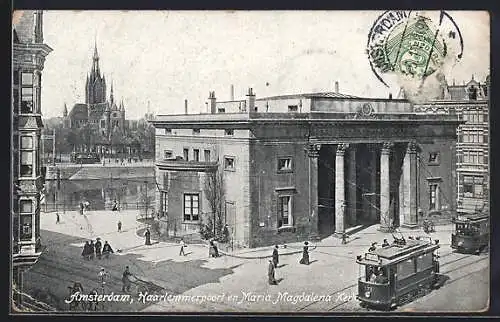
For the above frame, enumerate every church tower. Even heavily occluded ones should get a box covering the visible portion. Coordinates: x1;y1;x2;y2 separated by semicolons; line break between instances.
85;41;107;104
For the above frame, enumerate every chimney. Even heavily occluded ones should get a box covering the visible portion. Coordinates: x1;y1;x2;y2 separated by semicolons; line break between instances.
184;99;188;115
230;84;234;101
246;88;255;112
335;81;339;93
208;91;217;114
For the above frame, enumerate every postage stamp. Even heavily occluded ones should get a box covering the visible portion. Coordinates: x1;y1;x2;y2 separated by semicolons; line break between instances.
367;10;464;102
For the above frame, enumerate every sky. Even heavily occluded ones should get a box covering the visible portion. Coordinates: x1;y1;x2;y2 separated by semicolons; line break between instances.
39;10;490;119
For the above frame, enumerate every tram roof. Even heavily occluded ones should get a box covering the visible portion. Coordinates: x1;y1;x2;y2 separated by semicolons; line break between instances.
356;238;439;266
454;212;489;222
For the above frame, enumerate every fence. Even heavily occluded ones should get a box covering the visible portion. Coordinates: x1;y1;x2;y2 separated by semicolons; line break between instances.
41;201;156;213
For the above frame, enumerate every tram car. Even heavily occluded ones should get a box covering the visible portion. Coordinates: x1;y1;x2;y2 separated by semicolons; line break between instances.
451;212;489;254
356;236;440;310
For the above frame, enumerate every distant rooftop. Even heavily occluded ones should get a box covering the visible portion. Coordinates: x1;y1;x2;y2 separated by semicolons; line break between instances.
258;91;360;100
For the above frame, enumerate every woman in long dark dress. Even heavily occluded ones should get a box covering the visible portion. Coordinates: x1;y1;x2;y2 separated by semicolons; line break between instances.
144;228;151;245
299;242;309;265
299;241;310;265
82;241;90;260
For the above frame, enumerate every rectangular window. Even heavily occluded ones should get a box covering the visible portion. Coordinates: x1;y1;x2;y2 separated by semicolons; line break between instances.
20;135;34;177
183;193;199;221
224;129;234;136
193;129;200;135
484;113;488;123
22;73;33;86
204;150;211;162
416;252;433;271
278;157;293;172
100;120;105;128
429;184;438;210
483;134;488;144
278;195;292;227
288;105;298;112
20;199;33;213
161;191;168;214
462;175;483;198
428;152;439;165
20;215;33;240
218;108;226;113
13;71;19;85
224;156;235;171
162;172;169;190
164;150;173;159
397;258;416;280
193;149;200;162
21;87;34;113
183;148;189;161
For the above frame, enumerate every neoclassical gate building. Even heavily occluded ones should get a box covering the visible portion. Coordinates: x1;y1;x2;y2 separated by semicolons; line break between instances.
151;88;461;248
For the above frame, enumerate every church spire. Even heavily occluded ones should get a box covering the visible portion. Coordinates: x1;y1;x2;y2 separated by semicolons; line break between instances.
110;79;114;106
63;103;68;117
92;38;100;75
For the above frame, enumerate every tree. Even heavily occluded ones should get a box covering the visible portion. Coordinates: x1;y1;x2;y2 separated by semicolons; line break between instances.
202;170;226;242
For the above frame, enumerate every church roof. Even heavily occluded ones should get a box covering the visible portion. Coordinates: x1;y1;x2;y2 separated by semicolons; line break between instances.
88;103;107;119
69;104;88;120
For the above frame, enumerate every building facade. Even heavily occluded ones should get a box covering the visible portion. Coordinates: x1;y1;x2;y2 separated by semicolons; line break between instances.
151;88;461;248
414;75;490;214
12;10;52;285
63;44;127;146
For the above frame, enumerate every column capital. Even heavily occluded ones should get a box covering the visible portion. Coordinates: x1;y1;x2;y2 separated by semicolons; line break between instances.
336;143;350;156
307;142;321;158
407;141;418;154
381;142;394;154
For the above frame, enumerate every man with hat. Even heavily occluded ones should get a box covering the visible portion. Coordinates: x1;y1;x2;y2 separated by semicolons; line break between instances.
272;245;279;268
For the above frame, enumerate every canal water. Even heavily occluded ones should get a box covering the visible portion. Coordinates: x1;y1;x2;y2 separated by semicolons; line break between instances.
43;177;157;212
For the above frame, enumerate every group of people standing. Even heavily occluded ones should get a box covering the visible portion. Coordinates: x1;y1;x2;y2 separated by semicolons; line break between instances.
268;241;311;285
82;238;114;260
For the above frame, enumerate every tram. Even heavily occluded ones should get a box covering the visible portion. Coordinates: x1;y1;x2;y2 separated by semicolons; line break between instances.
451;212;489;254
356;236;440;310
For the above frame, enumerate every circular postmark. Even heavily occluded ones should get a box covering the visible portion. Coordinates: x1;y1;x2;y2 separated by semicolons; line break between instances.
367;11;463;102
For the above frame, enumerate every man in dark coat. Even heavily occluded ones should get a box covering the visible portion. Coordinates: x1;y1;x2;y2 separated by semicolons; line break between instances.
82;241;90;260
102;241;114;258
382;239;390;247
268;259;277;285
368;242;377;252
95;239;102;259
89;240;95;260
272;245;279;268
299;241;310;265
144;228;151;245
117;221;122;233
122;266;132;292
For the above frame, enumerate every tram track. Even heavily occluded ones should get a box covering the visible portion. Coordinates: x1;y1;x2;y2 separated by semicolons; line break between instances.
297;251;488;312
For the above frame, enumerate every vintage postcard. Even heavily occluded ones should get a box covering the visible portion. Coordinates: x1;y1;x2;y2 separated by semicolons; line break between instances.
11;10;490;313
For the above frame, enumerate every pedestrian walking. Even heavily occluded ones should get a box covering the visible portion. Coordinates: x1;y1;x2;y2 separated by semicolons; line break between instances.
272;245;279;268
82;241;91;260
56;212;60;224
341;233;348;245
102;241;114;259
144;228;152;245
179;239;186;256
268;259;277;285
299;241;310;265
112;200;118;211
98;267;109;288
121;266;132;292
368;242;377;252
79;202;84;216
117;220;122;233
89;240;95;260
209;240;219;257
382;239;390;248
95;238;102;260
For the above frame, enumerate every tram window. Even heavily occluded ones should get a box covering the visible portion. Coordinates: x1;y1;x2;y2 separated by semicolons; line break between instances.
416;252;433;271
397;258;416;279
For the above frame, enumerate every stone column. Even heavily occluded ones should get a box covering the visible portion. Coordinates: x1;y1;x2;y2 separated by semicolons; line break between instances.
379;142;393;232
347;146;357;227
402;141;418;228
307;142;321;240
335;143;349;237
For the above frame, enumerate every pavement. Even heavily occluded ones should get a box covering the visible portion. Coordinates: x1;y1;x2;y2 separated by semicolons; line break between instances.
23;209;489;313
